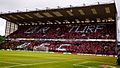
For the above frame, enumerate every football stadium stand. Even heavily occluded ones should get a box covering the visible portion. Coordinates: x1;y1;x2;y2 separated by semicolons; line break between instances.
0;3;117;55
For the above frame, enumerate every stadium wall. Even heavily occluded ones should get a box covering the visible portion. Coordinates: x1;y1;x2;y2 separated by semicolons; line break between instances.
5;21;18;37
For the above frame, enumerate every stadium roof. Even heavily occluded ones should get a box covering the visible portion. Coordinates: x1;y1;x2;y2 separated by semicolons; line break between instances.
0;3;117;25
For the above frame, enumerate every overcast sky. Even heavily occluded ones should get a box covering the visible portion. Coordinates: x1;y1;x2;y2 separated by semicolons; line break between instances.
0;0;119;40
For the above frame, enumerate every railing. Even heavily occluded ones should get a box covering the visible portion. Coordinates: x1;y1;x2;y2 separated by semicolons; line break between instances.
6;38;116;42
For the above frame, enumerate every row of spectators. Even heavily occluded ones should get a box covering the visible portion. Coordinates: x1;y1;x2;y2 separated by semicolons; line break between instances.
0;41;116;55
8;24;116;39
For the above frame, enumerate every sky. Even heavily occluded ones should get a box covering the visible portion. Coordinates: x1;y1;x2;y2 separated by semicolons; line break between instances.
0;0;119;40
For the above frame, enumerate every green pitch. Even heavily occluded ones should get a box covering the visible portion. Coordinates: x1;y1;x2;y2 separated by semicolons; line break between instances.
0;50;119;68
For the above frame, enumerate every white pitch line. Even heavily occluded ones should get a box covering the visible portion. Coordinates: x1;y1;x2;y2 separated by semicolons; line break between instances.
0;61;24;65
91;61;115;65
73;61;116;68
74;64;97;68
74;61;115;65
73;61;91;65
3;58;89;68
73;61;97;68
91;61;116;68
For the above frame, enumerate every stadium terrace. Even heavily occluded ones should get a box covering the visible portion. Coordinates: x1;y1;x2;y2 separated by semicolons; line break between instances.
0;3;117;55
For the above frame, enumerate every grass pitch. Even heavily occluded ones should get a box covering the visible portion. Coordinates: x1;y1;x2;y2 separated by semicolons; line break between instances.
0;50;119;68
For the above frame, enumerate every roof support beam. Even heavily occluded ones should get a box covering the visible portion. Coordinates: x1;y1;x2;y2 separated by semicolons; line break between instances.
34;13;44;18
66;11;74;16
78;10;85;15
105;7;111;13
16;15;25;19
91;8;97;14
9;15;17;20
52;12;63;17
24;14;33;19
42;12;53;17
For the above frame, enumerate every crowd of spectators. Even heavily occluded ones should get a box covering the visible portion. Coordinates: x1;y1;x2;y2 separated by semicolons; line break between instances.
45;41;116;55
0;41;22;50
0;41;116;55
8;24;115;39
